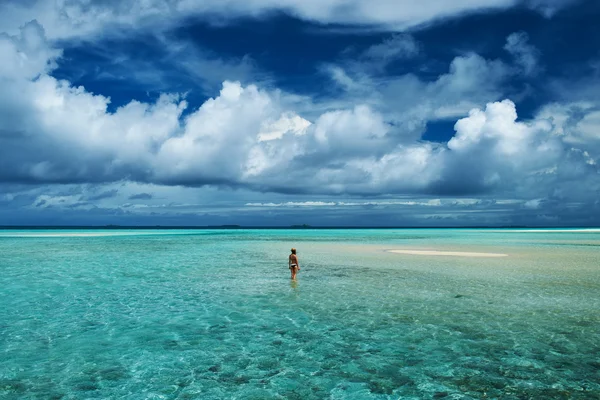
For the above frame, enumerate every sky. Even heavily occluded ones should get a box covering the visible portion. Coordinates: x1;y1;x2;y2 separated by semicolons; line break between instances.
0;0;599;227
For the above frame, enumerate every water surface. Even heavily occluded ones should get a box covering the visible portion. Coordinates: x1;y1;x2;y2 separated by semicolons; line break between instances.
1;229;599;399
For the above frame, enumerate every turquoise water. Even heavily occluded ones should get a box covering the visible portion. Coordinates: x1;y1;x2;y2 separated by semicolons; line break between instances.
1;229;599;399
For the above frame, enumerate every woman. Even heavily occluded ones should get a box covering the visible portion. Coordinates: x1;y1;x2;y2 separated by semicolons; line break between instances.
288;248;300;280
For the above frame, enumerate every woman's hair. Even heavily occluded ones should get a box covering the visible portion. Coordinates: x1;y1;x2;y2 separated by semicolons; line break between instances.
291;248;296;254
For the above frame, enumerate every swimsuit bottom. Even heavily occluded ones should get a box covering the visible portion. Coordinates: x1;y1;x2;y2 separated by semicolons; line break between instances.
290;264;298;269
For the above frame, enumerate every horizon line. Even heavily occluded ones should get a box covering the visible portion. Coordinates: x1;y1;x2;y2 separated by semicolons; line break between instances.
1;225;599;230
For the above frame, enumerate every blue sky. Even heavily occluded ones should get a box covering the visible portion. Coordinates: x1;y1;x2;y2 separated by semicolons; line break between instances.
0;0;599;226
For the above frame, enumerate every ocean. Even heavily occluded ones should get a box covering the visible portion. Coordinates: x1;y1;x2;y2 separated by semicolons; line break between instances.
1;229;599;399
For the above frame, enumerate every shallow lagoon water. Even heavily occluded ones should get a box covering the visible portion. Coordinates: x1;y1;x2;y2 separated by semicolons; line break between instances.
0;229;599;399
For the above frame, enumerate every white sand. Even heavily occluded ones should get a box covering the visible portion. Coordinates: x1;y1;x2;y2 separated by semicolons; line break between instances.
388;249;508;257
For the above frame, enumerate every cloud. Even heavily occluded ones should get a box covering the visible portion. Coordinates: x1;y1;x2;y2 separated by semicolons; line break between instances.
245;199;443;207
0;18;598;217
0;1;579;41
257;113;312;142
87;189;119;200
0;20;62;80
525;0;581;17
129;193;153;200
2;178;597;227
535;102;600;165
323;51;512;142
31;194;93;210
363;34;419;62
504;32;540;76
158;33;269;94
58;33;266;97
436;99;599;203
246;201;336;207
433;99;562;195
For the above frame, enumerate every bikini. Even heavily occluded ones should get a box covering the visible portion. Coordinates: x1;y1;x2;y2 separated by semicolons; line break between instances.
289;256;298;269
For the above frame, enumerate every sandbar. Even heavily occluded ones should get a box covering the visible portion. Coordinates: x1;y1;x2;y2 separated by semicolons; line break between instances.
388;249;508;257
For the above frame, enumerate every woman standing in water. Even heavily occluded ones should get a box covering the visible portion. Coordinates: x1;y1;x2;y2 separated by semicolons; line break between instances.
289;248;300;280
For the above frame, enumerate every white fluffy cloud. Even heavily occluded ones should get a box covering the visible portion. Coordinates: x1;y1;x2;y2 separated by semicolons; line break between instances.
324;51;512;142
0;18;598;208
0;0;577;40
0;20;61;80
440;100;563;192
